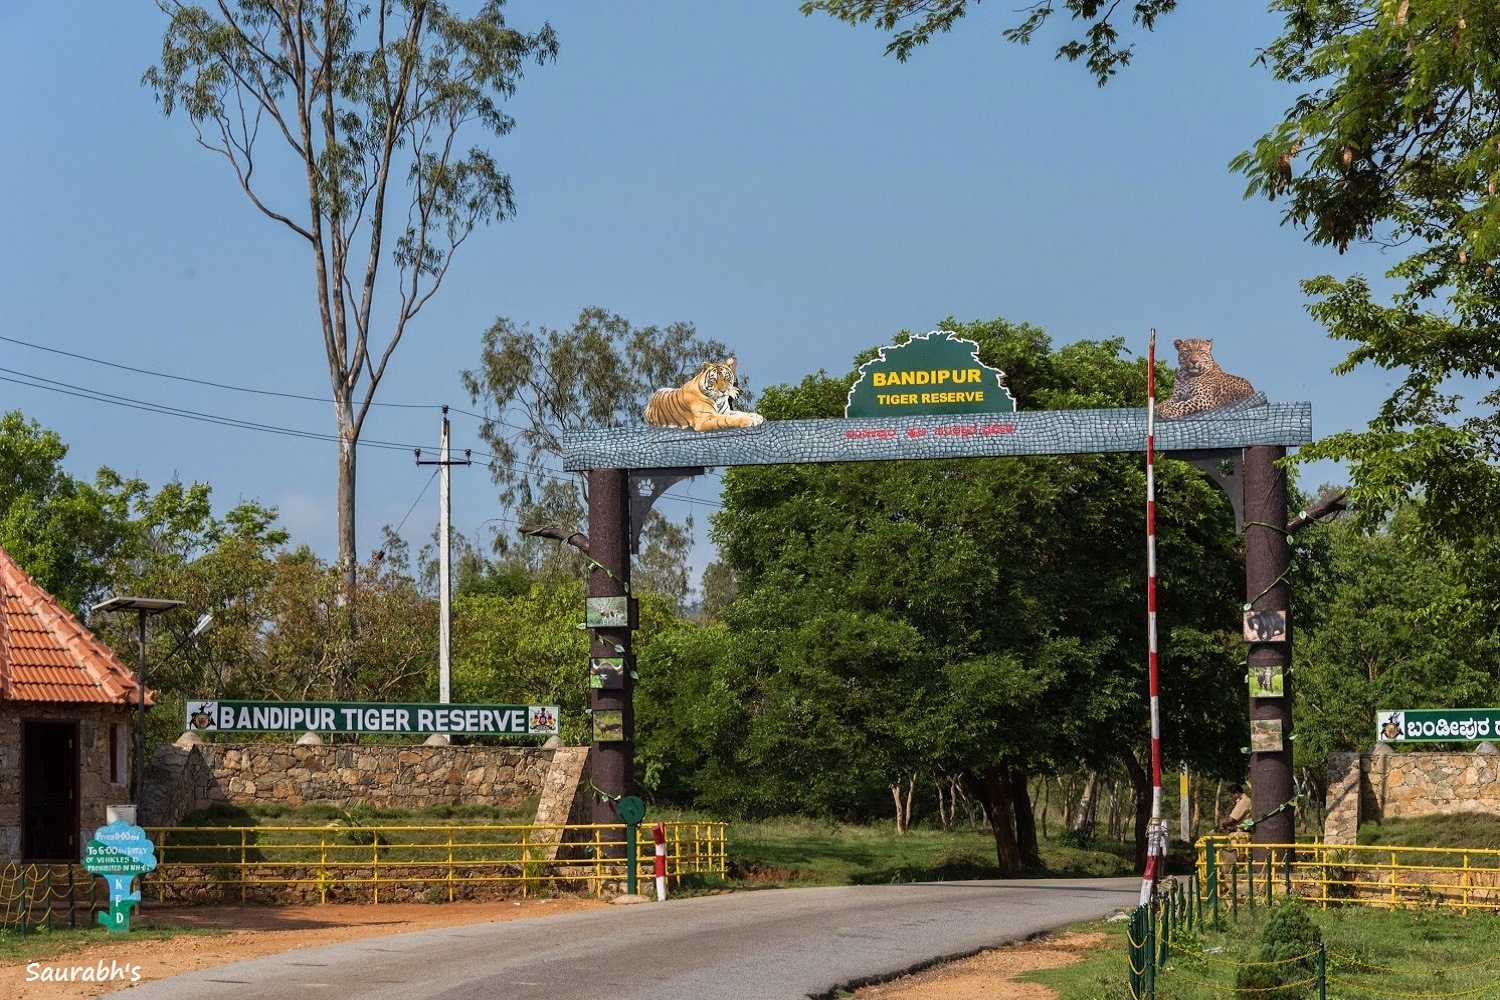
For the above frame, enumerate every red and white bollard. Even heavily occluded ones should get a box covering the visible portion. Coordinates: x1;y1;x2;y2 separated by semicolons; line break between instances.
653;823;667;902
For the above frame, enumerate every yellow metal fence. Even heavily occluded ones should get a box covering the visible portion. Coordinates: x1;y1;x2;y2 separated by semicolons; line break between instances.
143;822;728;904
1195;835;1500;913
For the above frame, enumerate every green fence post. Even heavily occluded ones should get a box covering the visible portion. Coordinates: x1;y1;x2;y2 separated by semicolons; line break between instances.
1161;893;1173;964
1317;940;1327;1000
1127;907;1140;999
1284;847;1293;899
1145;902;1157;1000
1207;847;1221;929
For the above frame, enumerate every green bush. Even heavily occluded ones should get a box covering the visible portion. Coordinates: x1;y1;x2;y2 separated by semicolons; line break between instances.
1233;898;1322;999
1057;824;1097;850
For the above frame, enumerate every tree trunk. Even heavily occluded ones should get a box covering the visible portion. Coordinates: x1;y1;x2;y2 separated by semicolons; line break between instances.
889;773;917;835
975;766;1023;874
335;408;358;701
1121;751;1153;873
1010;767;1040;869
1073;772;1098;832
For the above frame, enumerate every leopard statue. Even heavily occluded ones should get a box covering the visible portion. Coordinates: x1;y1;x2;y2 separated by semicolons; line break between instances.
1157;338;1254;420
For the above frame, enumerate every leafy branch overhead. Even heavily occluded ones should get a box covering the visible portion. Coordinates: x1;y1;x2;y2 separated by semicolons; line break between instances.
1230;2;1500;541
798;0;1180;83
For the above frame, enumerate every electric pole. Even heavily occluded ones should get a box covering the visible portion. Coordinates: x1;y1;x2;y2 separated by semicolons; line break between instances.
415;406;471;704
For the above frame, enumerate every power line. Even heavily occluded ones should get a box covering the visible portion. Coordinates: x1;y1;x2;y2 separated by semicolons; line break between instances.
0;332;537;436
0;369;430;453
0;333;436;409
0;331;665;445
394;470;440;536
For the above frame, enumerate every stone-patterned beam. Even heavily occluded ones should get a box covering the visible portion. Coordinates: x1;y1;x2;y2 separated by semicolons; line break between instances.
563;394;1312;471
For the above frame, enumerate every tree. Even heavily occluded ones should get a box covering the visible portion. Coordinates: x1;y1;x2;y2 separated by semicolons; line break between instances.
798;0;1179;83
0;411;142;612
664;319;1246;871
144;1;558;695
461;306;730;590
1292;504;1500;805
1229;3;1500;547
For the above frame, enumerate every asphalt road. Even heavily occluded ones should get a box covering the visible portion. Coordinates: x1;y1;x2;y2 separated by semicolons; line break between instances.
125;878;1139;1000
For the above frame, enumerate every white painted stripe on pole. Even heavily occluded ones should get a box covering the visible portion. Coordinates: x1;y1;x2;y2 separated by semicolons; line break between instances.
1151;695;1160;738
653;824;667;901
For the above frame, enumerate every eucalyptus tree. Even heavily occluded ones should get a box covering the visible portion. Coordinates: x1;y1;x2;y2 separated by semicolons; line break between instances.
144;1;557;694
461;306;728;600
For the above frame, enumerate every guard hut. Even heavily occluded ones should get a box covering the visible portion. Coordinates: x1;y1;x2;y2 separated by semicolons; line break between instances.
0;547;140;862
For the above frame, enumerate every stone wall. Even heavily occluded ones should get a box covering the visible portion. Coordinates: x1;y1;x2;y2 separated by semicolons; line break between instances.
141;738;585;828
0;702;134;862
1323;746;1500;844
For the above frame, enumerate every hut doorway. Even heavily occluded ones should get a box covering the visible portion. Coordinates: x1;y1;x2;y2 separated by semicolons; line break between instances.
22;720;79;861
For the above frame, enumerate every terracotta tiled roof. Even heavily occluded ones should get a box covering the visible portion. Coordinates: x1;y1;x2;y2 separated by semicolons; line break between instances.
0;547;147;705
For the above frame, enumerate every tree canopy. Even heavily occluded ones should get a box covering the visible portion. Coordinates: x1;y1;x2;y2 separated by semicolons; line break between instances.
461;305;730;604
1230;3;1500;547
638;318;1247;870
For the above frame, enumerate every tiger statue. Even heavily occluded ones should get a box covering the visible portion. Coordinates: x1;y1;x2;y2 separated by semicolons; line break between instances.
1157;338;1255;420
644;359;766;432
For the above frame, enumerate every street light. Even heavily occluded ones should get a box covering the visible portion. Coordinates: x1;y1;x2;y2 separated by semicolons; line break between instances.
91;596;184;805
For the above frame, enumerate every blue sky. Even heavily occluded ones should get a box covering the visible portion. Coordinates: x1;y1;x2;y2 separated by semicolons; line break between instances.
0;2;1396;590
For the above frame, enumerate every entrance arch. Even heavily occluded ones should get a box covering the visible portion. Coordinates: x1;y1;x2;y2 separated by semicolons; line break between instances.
561;342;1314;852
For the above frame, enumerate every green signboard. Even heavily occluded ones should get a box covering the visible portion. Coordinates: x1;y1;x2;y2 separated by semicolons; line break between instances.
845;331;1016;418
186;700;560;736
1378;709;1500;743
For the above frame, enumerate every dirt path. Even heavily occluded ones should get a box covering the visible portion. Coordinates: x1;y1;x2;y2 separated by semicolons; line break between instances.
5;898;606;999
848;931;1110;1000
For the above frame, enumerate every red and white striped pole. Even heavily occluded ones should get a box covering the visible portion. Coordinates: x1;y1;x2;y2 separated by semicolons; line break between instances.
1141;329;1166;905
653;823;667;902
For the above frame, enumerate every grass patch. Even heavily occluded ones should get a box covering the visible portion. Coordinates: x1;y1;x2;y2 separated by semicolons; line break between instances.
177;800;540;827
724;818;1131;888
1023;902;1500;999
0;925;222;964
1359;813;1500;851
